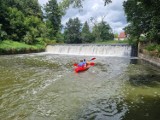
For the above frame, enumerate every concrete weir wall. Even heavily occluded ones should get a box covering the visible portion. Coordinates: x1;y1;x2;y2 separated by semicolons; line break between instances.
139;53;160;68
46;44;132;57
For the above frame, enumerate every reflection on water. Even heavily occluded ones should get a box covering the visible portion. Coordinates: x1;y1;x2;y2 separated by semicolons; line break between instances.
130;58;138;64
0;53;160;120
129;74;160;87
79;98;128;120
124;96;160;120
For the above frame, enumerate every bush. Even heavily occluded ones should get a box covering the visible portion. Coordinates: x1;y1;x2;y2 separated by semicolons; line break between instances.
144;44;160;57
156;45;160;52
145;44;157;51
0;40;45;55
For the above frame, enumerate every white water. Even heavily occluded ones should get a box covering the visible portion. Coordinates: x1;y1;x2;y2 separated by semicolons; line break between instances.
46;44;131;57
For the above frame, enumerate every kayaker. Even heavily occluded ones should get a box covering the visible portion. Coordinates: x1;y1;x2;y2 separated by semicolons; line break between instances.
84;59;91;66
83;59;87;67
78;60;84;67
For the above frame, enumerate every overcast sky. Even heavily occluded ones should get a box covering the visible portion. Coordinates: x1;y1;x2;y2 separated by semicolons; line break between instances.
38;0;127;34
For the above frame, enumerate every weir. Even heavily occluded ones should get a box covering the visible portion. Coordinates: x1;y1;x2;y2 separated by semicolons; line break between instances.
46;44;132;57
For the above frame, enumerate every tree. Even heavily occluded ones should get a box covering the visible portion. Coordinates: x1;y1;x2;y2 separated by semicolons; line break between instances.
56;32;64;43
99;21;114;41
23;16;46;44
92;21;113;42
81;21;92;43
114;33;118;38
2;0;42;18
64;18;82;43
7;7;27;41
23;0;43;18
60;0;112;11
0;0;45;43
0;24;7;41
44;0;62;36
139;0;160;44
123;0;160;44
123;0;151;41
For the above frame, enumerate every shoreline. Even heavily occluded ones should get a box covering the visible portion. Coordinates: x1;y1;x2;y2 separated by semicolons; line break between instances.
139;53;160;68
0;48;45;55
0;40;46;55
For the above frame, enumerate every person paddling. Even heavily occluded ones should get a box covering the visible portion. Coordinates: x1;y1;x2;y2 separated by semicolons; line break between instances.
84;58;92;66
75;58;96;67
83;59;87;67
78;60;84;67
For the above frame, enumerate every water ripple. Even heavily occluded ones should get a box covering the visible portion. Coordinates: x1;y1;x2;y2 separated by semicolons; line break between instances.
79;98;128;120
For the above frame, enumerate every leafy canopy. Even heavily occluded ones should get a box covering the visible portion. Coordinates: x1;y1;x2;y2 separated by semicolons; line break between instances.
81;21;92;43
64;17;82;43
123;0;160;44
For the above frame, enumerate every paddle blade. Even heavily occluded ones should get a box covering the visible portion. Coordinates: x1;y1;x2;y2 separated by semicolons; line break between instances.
91;57;96;61
73;63;78;66
90;62;95;66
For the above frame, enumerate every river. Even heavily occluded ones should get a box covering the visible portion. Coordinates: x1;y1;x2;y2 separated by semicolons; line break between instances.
0;53;160;120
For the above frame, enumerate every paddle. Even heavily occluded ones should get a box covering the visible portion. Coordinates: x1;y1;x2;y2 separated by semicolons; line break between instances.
73;57;96;66
90;57;96;61
73;63;78;66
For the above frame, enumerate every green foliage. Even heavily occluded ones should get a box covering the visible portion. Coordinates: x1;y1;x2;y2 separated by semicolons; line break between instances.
0;40;45;54
56;32;64;43
0;1;10;39
92;25;101;41
64;18;82;43
157;45;160;53
81;21;92;43
95;40;129;44
44;0;62;36
123;0;147;44
22;16;45;44
123;0;160;44
0;0;114;47
0;24;7;40
145;44;157;51
144;44;160;57
0;0;49;45
0;0;59;55
92;21;114;42
114;33;118;38
7;7;26;41
59;0;85;13
104;0;112;5
59;0;112;11
23;0;43;18
63;18;114;44
3;0;42;18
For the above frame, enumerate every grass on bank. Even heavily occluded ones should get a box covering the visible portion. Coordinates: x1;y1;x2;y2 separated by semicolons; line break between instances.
143;44;160;57
0;40;46;54
94;40;129;44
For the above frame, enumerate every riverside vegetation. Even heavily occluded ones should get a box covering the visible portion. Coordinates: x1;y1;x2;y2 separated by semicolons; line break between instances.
0;0;114;55
0;0;159;57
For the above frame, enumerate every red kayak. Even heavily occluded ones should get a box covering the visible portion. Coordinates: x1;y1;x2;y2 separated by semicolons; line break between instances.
74;62;95;73
74;66;90;73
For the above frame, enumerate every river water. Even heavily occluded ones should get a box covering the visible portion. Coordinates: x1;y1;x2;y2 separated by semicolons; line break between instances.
0;53;160;120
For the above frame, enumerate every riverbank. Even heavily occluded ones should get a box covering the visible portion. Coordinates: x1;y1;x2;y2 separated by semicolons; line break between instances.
0;40;129;55
0;40;46;55
95;40;129;44
138;42;160;68
139;52;160;68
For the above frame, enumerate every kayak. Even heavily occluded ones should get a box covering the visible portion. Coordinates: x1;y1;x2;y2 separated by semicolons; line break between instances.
74;66;90;73
74;62;95;73
87;62;94;66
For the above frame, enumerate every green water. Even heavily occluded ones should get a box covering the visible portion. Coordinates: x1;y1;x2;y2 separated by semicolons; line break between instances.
0;54;160;120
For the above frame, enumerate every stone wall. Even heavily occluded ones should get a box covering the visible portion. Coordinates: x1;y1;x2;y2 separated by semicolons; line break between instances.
139;53;160;68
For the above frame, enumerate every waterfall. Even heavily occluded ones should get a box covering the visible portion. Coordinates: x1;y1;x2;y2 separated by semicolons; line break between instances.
46;44;132;57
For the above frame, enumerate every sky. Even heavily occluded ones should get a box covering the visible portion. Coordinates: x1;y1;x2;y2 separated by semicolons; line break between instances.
38;0;127;34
